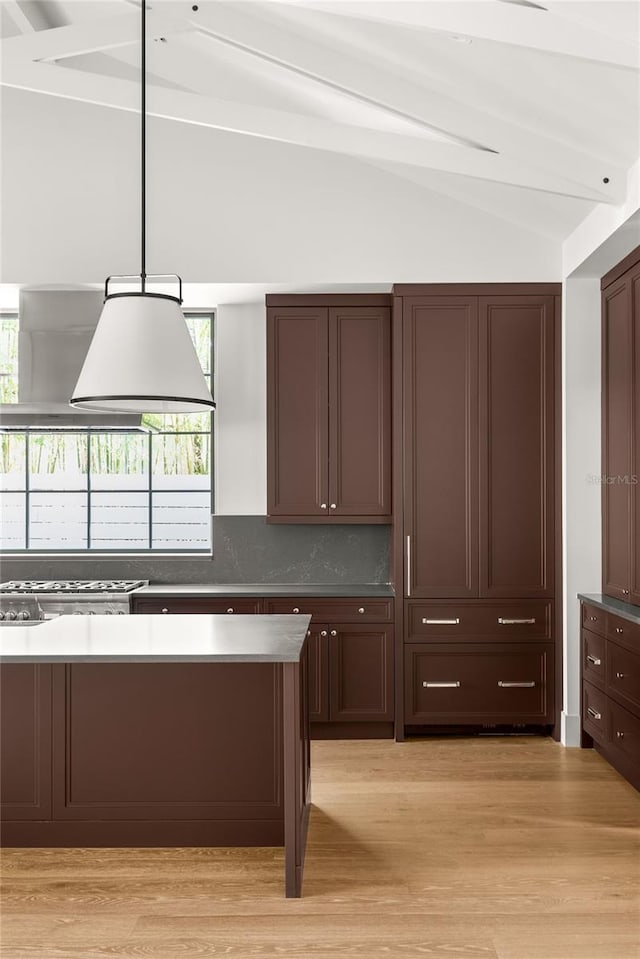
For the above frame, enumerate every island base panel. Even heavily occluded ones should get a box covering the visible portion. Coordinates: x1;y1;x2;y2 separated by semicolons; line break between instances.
0;819;284;847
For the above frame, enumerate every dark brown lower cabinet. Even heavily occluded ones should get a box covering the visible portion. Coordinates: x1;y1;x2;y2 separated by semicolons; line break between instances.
307;624;394;725
405;643;554;725
580;602;640;792
0;664;52;822
329;625;394;722
1;661;292;846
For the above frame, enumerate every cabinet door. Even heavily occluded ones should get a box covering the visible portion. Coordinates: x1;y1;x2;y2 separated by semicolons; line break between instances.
267;307;328;517
403;297;479;597
479;295;555;597
631;265;640;605
328;306;391;517
0;664;52;821
307;626;330;722
602;279;632;601
329;625;394;721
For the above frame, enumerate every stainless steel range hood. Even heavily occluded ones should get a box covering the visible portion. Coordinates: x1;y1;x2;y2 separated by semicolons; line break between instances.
0;287;145;431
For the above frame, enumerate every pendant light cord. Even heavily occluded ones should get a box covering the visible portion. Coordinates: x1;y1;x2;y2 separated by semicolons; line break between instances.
141;0;146;292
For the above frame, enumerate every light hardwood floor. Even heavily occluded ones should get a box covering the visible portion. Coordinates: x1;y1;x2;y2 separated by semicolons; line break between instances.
1;737;639;959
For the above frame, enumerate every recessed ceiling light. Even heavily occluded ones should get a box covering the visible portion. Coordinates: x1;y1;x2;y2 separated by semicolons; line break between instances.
449;35;473;44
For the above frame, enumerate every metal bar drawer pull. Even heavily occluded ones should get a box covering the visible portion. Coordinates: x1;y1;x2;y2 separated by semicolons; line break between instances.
497;681;536;688
422;681;461;688
586;654;601;666
587;707;602;721
498;618;536;625
422;618;460;625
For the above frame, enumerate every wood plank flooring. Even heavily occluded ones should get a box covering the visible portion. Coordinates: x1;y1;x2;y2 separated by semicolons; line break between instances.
1;737;639;959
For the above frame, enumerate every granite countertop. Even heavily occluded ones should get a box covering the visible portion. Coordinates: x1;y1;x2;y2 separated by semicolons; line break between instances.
0;614;311;664
578;593;640;627
134;583;395;598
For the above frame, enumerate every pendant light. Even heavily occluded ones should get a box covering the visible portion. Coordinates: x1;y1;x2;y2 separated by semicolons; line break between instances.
71;1;215;414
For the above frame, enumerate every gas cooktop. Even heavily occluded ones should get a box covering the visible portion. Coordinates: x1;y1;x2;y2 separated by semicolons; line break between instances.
0;580;147;594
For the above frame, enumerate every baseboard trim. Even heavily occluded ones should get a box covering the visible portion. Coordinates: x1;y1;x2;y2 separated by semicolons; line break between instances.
561;710;582;746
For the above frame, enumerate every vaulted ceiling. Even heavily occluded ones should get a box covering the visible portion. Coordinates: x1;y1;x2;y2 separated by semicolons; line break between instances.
1;0;638;242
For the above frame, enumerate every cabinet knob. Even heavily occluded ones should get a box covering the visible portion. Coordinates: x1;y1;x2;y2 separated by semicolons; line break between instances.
616;730;625;739
292;607;300;614
330;629;337;636
226;608;234;614
161;607;169;614
616;672;625;680
589;616;597;622
622;589;629;595
320;503;327;510
615;627;624;634
358;607;365;614
320;630;328;637
586;654;601;666
587;707;602;721
330;504;337;510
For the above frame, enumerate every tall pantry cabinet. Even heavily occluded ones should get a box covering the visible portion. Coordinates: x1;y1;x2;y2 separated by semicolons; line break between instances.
394;284;561;735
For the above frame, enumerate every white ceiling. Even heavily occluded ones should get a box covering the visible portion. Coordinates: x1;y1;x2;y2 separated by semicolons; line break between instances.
1;0;639;243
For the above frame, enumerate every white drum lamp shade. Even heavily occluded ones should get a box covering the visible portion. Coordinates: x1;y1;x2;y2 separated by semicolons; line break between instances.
71;294;215;413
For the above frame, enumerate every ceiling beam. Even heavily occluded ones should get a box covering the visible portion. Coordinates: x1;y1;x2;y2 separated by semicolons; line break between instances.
0;55;617;204
272;0;639;70
3;0;37;35
1;9;189;63
177;2;624;201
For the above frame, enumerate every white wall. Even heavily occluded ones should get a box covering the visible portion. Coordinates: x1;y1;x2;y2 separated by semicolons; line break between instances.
561;278;602;746
0;89;561;285
213;302;267;515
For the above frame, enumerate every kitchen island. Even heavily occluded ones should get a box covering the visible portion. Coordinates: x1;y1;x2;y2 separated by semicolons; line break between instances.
0;614;311;897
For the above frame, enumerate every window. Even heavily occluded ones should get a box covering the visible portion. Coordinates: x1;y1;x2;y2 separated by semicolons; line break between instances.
0;312;214;553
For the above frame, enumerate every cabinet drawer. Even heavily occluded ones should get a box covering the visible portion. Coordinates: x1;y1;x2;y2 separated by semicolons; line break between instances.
582;680;609;745
581;603;605;634
133;598;262;615
404;643;553;724
406;602;552;641
606;613;640;651
582;628;606;690
608;641;640;713
264;598;393;623
609;699;640;767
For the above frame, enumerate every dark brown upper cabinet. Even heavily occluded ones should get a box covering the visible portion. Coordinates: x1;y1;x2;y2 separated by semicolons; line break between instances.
402;296;479;598
479;294;555;598
397;284;559;601
601;249;640;604
267;296;391;523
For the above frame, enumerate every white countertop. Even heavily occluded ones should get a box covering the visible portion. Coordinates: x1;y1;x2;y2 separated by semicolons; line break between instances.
0;614;311;664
